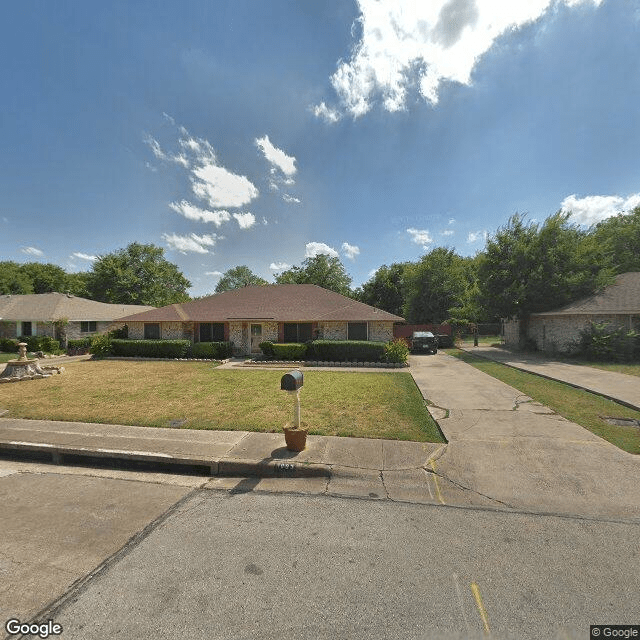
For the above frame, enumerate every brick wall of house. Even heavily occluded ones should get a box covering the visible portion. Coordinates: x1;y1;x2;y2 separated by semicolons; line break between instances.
318;321;347;340
127;322;144;339
368;321;394;342
261;322;278;343
228;321;248;355
0;321;17;339
64;321;112;342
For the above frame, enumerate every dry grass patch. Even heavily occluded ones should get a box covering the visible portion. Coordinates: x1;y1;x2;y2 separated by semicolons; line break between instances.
0;360;443;442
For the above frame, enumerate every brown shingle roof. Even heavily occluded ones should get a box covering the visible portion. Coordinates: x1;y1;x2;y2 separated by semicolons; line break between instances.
118;284;405;323
0;293;155;322
531;272;640;316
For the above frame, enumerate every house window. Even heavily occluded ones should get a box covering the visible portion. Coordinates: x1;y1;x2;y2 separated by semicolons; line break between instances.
199;323;225;342
348;322;368;341
144;323;160;339
283;323;312;343
20;321;32;337
80;321;97;333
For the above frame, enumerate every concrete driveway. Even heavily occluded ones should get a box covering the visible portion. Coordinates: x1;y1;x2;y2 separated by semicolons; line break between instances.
409;353;640;520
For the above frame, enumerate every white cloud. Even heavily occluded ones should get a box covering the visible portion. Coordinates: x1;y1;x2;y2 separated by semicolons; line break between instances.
162;112;175;125
342;242;360;260
283;194;301;204
407;228;433;248
232;212;256;229
448;218;455;225
467;230;488;243
192;164;258;209
441;229;454;236
204;270;223;278
312;101;342;123
162;232;220;254
561;193;640;225
262;217;268;225
255;135;297;177
317;0;602;118
270;262;291;271
21;246;44;257
305;242;339;258
169;200;231;227
71;252;97;261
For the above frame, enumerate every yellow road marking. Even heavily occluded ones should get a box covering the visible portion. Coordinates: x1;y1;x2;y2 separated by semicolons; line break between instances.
429;460;445;504
471;582;491;634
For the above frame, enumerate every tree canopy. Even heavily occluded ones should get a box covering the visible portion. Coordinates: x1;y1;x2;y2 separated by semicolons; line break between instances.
85;242;191;306
356;263;409;317
214;266;269;293
589;206;640;274
275;254;352;296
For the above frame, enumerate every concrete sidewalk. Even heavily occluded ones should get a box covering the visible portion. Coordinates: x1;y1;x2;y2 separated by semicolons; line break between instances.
462;344;640;410
0;417;445;501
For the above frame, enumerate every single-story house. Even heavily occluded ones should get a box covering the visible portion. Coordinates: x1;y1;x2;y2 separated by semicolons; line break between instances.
503;272;640;353
0;293;155;347
117;284;405;355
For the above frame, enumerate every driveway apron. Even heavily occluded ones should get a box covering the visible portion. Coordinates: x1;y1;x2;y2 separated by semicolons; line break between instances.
410;353;640;520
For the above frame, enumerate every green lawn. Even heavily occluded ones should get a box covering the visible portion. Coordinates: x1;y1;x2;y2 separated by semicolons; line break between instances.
446;348;640;454
0;360;444;443
0;353;15;363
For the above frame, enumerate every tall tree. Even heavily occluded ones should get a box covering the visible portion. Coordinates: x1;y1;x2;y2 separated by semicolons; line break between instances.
275;254;352;296
19;262;69;293
214;266;269;293
477;212;614;323
0;262;34;295
356;263;409;316
403;247;468;324
589;206;640;274
86;242;191;306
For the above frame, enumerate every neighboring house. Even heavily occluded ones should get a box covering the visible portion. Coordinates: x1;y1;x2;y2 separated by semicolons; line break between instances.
0;293;155;347
117;284;405;356
503;272;640;353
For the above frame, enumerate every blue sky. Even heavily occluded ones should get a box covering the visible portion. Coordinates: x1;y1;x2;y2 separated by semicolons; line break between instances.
1;0;639;297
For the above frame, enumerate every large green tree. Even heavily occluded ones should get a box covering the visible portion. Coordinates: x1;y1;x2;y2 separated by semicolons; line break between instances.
477;212;614;323
356;263;409;316
214;266;269;293
0;262;34;295
403;247;469;324
19;262;69;294
85;242;191;306
275;254;352;296
589;206;640;274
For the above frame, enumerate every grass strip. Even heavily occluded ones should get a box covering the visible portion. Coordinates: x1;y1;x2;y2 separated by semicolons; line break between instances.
446;348;640;455
0;360;444;443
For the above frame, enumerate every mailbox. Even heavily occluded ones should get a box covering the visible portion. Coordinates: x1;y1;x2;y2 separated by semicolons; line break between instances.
281;370;303;391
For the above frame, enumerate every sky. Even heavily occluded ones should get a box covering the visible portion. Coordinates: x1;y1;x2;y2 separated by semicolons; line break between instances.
1;0;639;297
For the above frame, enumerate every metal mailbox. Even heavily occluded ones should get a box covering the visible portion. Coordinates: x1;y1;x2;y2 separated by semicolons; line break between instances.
281;370;303;391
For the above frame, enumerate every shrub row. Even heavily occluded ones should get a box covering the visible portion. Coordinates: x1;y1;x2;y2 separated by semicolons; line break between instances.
191;341;233;359
97;339;233;359
576;322;640;362
258;340;407;363
1;335;61;353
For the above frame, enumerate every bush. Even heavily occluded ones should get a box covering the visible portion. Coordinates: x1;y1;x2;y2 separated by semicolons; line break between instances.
578;322;639;362
67;338;92;354
259;341;275;358
307;340;387;362
16;335;61;353
271;343;307;360
110;339;191;358
191;341;233;359
0;338;19;353
109;324;128;339
383;338;409;364
90;334;112;358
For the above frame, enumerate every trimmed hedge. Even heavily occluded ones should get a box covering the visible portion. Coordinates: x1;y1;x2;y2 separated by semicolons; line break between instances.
307;340;387;362
68;338;92;350
15;335;60;353
191;341;233;359
271;343;307;360
0;338;19;353
259;341;275;358
110;339;191;358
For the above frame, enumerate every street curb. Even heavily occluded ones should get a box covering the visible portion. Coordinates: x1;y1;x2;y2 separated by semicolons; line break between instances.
460;348;640;412
0;440;333;479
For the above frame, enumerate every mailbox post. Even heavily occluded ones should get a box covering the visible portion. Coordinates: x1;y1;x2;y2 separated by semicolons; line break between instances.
281;370;303;428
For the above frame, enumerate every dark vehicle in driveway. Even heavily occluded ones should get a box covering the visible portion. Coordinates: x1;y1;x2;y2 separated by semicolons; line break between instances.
410;331;438;354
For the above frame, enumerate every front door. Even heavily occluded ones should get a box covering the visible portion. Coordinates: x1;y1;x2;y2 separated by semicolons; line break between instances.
250;324;262;353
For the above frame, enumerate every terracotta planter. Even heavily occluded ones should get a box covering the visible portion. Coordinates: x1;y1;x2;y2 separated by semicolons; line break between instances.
283;426;307;452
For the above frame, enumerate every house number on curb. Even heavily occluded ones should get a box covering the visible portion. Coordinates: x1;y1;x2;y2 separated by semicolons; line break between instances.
276;463;296;472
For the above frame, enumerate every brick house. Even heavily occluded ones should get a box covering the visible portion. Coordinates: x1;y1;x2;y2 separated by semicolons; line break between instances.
503;272;640;353
0;293;155;347
117;284;405;356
